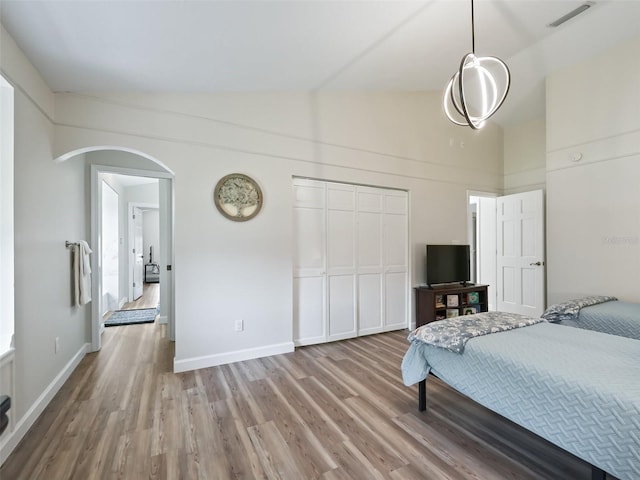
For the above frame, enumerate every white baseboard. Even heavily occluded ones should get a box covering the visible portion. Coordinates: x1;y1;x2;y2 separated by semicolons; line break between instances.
158;315;168;325
0;342;90;466
173;342;294;373
119;297;128;309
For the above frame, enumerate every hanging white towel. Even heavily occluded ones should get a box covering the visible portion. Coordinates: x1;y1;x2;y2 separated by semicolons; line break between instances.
73;240;93;306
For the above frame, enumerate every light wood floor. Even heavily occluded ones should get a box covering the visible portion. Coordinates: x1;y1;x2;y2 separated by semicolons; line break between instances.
121;282;160;310
1;325;597;479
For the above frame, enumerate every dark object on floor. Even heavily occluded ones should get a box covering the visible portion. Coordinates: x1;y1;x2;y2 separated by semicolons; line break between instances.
145;263;160;283
105;308;158;327
0;395;10;435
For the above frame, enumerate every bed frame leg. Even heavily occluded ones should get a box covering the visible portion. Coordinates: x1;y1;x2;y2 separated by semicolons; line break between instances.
418;379;426;411
591;466;605;480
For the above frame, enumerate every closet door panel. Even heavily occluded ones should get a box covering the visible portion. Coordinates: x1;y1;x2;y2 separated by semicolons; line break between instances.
385;271;408;330
328;275;357;340
327;209;355;272
293;207;325;274
357;211;382;270
384;213;408;268
293;276;325;346
356;189;384;335
358;273;383;335
384;192;408;215
293;179;326;345
383;191;408;330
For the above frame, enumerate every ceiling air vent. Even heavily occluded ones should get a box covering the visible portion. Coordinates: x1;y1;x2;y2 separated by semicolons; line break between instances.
548;2;595;27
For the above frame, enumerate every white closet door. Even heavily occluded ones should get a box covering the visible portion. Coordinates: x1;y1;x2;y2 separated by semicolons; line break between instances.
293;179;326;346
383;191;408;331
327;183;357;341
357;187;383;335
293;179;409;346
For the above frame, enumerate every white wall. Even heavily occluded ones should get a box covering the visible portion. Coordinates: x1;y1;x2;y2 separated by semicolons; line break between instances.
1;25;90;463
503;117;546;195
52;90;504;371
546;35;640;304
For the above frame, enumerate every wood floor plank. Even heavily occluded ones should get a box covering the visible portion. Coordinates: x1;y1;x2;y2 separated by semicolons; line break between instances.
210;398;266;479
247;420;306;479
2;325;601;480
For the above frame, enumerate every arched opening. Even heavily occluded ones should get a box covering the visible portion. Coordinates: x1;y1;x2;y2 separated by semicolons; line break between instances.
55;147;175;353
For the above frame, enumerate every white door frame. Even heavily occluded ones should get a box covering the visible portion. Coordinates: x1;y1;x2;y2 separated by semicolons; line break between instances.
91;164;175;352
128;202;159;303
468;191;498;310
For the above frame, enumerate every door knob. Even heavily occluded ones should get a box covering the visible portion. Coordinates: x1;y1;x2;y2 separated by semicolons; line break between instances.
529;261;544;266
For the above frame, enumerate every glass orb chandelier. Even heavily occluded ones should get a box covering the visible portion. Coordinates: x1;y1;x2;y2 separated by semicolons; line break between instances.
443;0;511;129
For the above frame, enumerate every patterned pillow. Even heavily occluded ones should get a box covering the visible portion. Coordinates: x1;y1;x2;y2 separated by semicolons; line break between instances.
541;296;618;323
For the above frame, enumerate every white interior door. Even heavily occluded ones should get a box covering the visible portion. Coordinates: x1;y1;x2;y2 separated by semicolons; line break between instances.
132;206;144;300
497;190;545;316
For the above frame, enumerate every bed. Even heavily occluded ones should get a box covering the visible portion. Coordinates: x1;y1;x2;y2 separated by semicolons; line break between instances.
542;296;640;340
402;312;640;480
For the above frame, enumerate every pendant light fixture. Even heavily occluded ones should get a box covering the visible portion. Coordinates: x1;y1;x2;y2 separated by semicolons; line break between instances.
443;0;511;129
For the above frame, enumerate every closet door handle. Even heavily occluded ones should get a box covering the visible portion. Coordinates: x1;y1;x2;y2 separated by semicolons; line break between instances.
529;261;544;266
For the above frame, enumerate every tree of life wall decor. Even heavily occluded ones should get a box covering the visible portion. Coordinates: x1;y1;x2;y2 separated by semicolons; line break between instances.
213;173;263;221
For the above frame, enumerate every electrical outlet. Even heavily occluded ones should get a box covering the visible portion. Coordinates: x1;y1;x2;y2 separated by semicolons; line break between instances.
55;337;60;353
234;319;244;332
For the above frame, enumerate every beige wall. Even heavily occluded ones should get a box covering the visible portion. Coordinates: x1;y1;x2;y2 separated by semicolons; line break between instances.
53;91;504;371
545;35;640;304
503;117;546;195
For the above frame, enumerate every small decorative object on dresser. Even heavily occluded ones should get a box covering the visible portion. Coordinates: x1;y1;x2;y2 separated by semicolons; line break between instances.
466;291;480;304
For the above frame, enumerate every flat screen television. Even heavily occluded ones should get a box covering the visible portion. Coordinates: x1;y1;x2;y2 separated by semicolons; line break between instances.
426;244;470;287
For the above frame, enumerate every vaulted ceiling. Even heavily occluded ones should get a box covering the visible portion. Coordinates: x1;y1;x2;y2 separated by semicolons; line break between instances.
2;1;639;126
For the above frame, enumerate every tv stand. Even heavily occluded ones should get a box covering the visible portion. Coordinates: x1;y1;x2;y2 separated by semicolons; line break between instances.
415;284;488;327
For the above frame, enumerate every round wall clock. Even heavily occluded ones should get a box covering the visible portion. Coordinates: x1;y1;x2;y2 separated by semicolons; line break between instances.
214;173;263;221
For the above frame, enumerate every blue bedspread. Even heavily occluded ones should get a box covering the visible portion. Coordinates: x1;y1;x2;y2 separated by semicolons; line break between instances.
560;301;640;340
402;322;640;480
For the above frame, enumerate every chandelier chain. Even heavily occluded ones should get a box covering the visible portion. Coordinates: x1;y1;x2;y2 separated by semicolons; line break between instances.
471;0;475;53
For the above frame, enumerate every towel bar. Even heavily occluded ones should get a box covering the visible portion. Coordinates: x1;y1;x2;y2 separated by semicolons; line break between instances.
65;241;79;248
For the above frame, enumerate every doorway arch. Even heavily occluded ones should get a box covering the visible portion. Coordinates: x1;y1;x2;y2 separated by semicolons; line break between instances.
54;147;175;353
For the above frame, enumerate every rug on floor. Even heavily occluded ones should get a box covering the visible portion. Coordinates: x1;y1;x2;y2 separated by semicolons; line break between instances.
104;307;158;327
